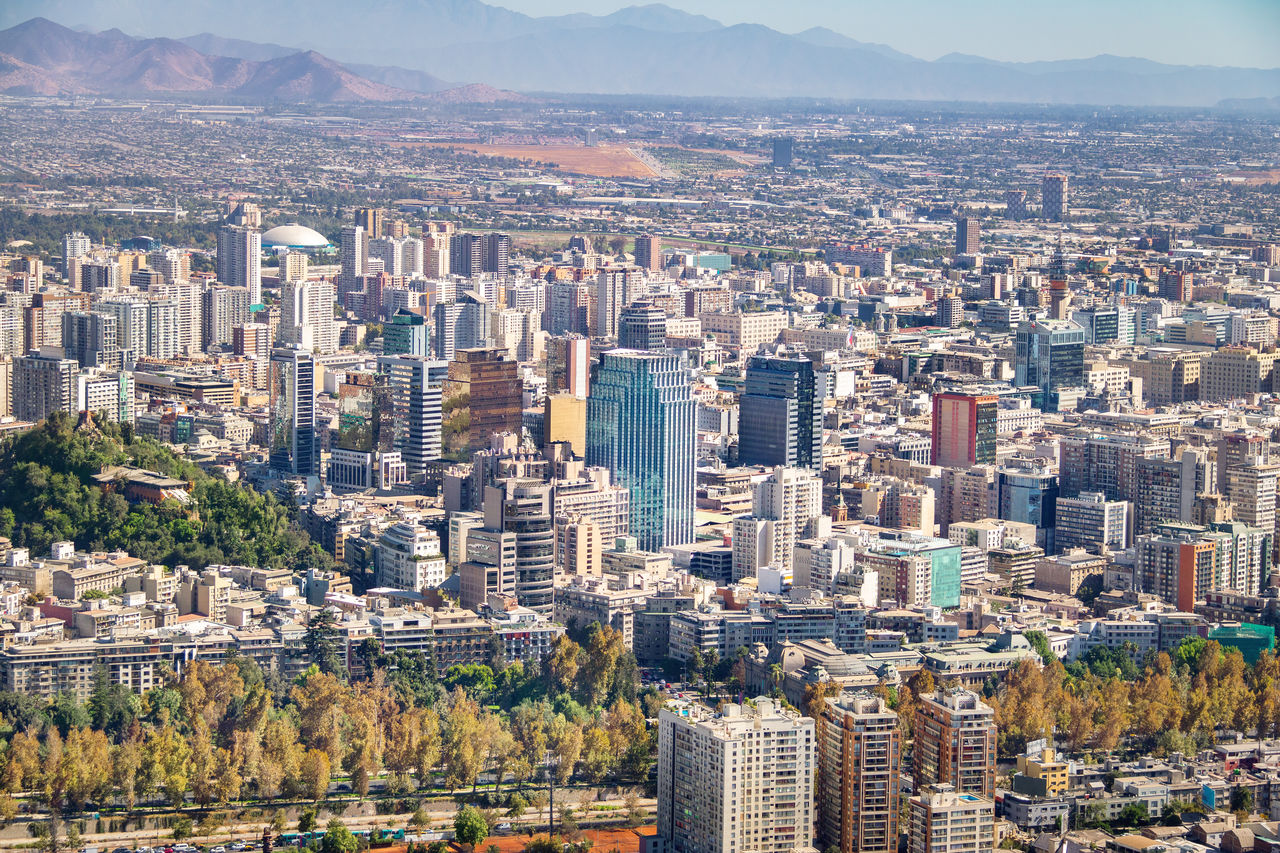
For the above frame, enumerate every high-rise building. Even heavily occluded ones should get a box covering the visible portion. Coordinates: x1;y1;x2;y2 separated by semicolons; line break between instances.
1060;432;1168;503
914;690;997;798
657;698;815;853
1201;346;1279;402
634;234;662;271
149;248;189;284
281;251;309;283
1137;522;1227;610
935;294;964;328
595;268;642;338
818;693;900;853
62;232;90;278
76;370;134;424
954;217;980;256
279;280;338;354
1042;173;1069;221
379;355;448;484
450;234;484;279
772;136;795;169
14;350;78;422
269;346;317;476
908;786;995;853
340;225;366;283
483;233;511;275
354;207;384;238
378;522;445;592
931;391;997;469
80;261;119;294
202;285;250;350
739;353;823;470
215;225;262;305
448;348;522;450
1228;463;1279;560
1158;270;1194;302
433;292;492;360
1054;491;1129;554
482;481;555;612
1014;319;1085;407
61;311;121;370
1004;189;1027;220
587;350;695;550
1134;449;1215;535
544;394;587;457
731;466;823;581
547;335;590;399
384;310;429;356
617;301;667;351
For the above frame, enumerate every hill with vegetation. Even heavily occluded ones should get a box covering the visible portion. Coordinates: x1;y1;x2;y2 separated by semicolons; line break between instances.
0;412;335;572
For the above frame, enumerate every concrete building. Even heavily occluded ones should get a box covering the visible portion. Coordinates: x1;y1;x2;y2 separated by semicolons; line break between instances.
914;690;997;798
908;786;995;853
819;693;900;853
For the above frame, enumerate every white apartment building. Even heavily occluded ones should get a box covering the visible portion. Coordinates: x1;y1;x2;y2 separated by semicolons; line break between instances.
376;521;446;593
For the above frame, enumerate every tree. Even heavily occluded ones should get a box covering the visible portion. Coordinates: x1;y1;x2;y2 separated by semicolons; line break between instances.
271;810;289;834
304;610;346;677
172;816;194;841
321;820;359;853
410;806;431;834
298;809;318;834
299;749;331;801
454;805;489;851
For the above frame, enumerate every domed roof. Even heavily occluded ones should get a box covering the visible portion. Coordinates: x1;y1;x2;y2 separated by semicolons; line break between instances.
261;223;329;248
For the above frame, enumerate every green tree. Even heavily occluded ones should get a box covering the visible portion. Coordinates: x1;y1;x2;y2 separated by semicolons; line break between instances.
299;809;318;834
172;817;194;841
321;820;359;853
304;609;345;677
454;805;489;851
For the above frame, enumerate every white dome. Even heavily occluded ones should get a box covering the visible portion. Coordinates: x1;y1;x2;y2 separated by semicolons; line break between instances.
261;223;329;248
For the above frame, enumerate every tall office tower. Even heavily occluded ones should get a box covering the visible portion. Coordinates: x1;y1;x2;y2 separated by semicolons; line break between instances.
617;300;667;350
931;391;997;468
657;699;815;853
80;261;119;294
731;466;823;581
433;292;492;360
954;217;980;256
587;350;695;550
1071;303;1137;345
378;522;445;592
279;280;338;354
450;234;484;278
149;248;189;284
340;225;366;283
772;136;795;168
1158;270;1193;302
997;458;1060;540
202;285;250;349
379;355;448;484
1014;319;1085;408
1228;463;1280;560
1004;189;1027;220
62;232;90;278
482;232;511;274
595;268;641;338
368;236;405;277
77;370;134;424
14;350;78;422
458;524;518;608
448;348;522;450
819;693;900;853
1134;449;1215;535
354;207;384;238
269;346;317;476
62;311;121;370
738;353;823;470
481;480;555;612
1041;173;1069;220
143;298;182;359
634;234;662;271
544;394;587;456
908;787;995;853
384;310;429;356
547;335;589;398
914;690;997;797
281;251;309;283
329;371;391;491
1054;491;1129;554
216;225;262;305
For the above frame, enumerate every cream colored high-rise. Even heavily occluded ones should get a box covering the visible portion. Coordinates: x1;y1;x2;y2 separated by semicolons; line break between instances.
657;698;815;853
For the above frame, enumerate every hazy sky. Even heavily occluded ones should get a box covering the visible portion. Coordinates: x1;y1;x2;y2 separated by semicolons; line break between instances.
500;0;1280;67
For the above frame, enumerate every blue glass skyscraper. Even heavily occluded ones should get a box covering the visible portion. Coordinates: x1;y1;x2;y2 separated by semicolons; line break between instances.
587;350;696;551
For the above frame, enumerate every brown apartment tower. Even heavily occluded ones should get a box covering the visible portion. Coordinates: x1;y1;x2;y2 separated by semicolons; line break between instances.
448;347;522;450
635;234;663;271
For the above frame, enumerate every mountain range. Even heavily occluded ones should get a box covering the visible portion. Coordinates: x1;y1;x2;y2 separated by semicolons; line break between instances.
0;1;1278;106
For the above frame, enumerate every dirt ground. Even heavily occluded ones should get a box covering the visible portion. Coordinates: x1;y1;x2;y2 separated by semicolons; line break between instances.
387;142;656;179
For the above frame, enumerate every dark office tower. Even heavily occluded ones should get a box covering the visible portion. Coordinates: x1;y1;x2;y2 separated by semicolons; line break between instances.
482;480;555;613
738;353;823;470
448;348;522;450
355;207;384;238
587;350;696;550
1015;319;1086;410
634;234;662;271
81;262;119;294
772;136;794;169
384;310;429;356
932;391;998;468
450;234;484;278
482;233;511;275
618;301;667;351
568;234;588;253
1042;173;1069;221
955;217;980;256
269;346;317;476
547;335;590;398
1004;190;1027;220
62;311;120;369
1159;270;1194;302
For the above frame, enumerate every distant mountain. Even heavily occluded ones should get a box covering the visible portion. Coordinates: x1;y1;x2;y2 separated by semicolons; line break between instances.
1;1;1277;105
0;17;422;101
